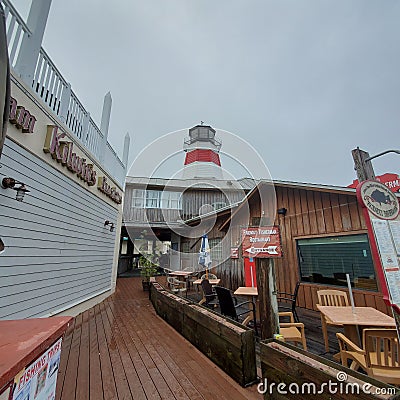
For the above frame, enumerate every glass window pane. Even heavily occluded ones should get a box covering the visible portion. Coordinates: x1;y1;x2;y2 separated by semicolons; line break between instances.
297;234;377;291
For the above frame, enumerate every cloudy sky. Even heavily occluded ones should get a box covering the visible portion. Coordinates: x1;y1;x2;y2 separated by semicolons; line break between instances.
13;0;399;186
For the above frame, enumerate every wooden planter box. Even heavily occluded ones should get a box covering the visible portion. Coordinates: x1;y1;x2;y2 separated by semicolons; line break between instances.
150;282;257;387
260;340;399;399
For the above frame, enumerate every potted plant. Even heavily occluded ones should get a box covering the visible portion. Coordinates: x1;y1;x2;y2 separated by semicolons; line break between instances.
139;255;158;291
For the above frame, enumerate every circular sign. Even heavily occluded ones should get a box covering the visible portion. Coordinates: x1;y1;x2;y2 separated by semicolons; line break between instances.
358;180;399;220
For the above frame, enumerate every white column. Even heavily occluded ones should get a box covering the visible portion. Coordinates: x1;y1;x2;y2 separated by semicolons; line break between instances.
122;132;130;169
14;0;52;85
58;82;71;124
99;92;112;163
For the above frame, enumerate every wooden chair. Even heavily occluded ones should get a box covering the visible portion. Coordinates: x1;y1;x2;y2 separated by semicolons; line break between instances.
336;329;400;385
279;312;307;350
214;286;258;336
167;277;187;296
277;282;301;322
317;289;349;352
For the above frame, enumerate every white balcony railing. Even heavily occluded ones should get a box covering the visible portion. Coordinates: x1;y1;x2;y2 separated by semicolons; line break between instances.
1;0;127;186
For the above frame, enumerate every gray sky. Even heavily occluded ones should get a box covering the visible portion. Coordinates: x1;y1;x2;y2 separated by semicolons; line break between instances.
13;0;400;186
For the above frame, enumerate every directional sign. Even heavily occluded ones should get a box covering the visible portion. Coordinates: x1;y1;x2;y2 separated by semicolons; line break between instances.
241;226;282;258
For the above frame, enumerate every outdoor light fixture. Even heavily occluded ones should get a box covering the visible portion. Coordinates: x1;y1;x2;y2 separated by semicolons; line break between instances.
104;220;115;232
1;177;30;202
277;207;287;217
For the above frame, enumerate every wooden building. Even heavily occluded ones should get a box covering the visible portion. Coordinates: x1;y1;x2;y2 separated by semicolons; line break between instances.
184;180;397;315
120;176;250;273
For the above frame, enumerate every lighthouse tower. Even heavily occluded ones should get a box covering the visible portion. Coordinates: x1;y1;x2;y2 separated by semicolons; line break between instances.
182;124;223;179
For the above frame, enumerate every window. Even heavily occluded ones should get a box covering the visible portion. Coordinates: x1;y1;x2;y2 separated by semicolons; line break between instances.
131;189;182;209
209;238;223;261
132;189;145;207
146;190;161;208
297;234;377;291
161;191;182;209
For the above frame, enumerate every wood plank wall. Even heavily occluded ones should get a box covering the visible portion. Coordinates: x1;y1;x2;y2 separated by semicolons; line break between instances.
123;185;244;223
0;140;118;319
211;185;391;315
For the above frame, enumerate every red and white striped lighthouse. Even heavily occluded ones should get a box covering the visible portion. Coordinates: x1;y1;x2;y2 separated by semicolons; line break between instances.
183;124;223;179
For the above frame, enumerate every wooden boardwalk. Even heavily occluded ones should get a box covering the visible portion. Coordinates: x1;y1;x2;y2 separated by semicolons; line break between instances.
55;277;262;400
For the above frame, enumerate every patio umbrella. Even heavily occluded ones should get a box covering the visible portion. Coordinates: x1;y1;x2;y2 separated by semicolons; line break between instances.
198;234;211;279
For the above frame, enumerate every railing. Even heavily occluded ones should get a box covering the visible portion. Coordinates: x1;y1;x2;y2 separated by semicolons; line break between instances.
1;0;127;187
2;0;31;67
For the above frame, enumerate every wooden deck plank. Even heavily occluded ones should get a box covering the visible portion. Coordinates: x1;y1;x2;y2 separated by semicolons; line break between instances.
55;316;75;400
60;314;83;400
94;304;119;400
88;306;104;400
56;278;266;400
113;298;192;400
76;310;90;400
102;299;147;400
98;301;133;400
103;299;161;399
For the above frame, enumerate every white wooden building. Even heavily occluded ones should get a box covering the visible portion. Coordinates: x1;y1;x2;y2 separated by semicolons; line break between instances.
0;0;129;318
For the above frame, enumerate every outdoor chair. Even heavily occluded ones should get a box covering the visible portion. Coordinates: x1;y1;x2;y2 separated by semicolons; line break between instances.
182;267;198;290
200;279;218;308
336;328;400;385
201;273;217;280
167;276;187;296
279;311;307;350
317;289;349;352
214;286;258;336
277;281;301;322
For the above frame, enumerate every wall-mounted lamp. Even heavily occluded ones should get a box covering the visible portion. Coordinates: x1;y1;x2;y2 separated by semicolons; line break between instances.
104;220;115;232
2;177;30;202
277;207;287;217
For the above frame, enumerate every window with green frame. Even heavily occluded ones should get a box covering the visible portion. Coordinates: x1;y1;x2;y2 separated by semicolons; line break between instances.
297;234;378;291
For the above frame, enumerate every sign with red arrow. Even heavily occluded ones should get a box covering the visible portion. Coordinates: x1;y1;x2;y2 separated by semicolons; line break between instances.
241;226;283;258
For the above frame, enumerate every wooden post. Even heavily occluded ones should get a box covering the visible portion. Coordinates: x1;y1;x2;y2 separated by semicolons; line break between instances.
255;258;279;340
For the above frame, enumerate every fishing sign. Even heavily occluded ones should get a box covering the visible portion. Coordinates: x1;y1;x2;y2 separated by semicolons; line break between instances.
241;226;283;258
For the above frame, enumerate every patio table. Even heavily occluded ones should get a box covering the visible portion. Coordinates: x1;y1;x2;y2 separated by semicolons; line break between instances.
234;286;259;325
317;305;395;346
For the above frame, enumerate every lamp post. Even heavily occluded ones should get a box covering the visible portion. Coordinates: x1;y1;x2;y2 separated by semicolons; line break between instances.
352;148;400;182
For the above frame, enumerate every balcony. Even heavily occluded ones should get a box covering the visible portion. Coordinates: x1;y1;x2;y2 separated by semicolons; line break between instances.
2;0;127;186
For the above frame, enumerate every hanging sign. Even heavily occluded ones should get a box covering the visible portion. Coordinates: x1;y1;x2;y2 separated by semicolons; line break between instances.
241;226;282;258
230;247;239;258
357;180;400;314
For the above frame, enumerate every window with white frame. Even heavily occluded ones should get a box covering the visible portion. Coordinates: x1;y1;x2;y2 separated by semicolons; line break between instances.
131;189;182;209
209;238;223;261
161;191;182;209
146;190;161;208
132;189;145;207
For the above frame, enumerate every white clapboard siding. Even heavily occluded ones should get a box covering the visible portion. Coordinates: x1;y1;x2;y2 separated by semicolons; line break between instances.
0;139;119;319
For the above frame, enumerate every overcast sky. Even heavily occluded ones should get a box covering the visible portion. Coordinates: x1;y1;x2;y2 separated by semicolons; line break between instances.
13;0;399;186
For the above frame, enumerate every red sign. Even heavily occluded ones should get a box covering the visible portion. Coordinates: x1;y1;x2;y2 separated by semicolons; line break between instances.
230;247;239;258
349;173;400;193
241;226;282;258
